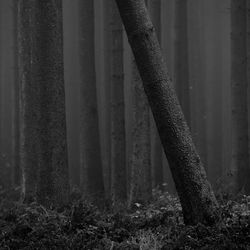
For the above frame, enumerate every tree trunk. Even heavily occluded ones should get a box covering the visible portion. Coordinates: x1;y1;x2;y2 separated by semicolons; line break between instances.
78;0;104;199
174;0;190;125
231;0;250;193
32;0;69;206
129;61;151;206
115;0;218;225
148;0;163;189
12;0;20;187
247;0;250;191
18;0;39;202
110;0;127;205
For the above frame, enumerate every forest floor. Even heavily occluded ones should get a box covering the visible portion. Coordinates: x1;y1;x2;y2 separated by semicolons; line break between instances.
0;187;249;250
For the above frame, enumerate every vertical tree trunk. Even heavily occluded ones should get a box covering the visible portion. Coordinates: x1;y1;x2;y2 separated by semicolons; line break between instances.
103;0;112;198
174;0;190;125
12;0;20;186
110;0;127;205
148;0;163;189
18;0;39;201
115;0;218;225
32;0;69;206
188;0;207;169
129;61;151;205
247;0;250;189
79;0;104;199
231;0;250;193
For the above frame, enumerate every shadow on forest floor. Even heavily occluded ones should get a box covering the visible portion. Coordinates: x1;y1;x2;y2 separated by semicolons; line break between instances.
0;187;249;249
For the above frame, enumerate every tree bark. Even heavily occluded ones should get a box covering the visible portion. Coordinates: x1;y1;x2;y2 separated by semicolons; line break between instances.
32;0;69;206
110;0;127;205
115;0;218;225
231;0;250;193
78;0;104;199
18;0;39;202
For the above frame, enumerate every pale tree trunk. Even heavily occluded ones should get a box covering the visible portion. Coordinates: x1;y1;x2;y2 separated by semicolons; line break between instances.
12;0;20;186
18;0;39;202
148;0;163;189
231;0;250;193
79;0;104;199
129;61;151;206
174;0;190;125
115;0;218;225
32;0;69;206
110;0;127;205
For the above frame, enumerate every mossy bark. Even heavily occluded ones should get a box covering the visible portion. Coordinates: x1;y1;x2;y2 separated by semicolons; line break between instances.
115;0;218;225
79;0;104;199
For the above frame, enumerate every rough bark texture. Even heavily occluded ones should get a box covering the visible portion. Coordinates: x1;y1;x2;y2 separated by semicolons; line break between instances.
174;0;190;125
18;0;39;202
148;0;163;188
247;0;250;191
115;0;218;225
32;0;69;206
79;0;104;199
231;0;250;193
13;0;20;186
110;0;127;205
129;61;152;205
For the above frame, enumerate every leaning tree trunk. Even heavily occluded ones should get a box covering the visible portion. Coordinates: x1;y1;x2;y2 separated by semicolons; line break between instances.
79;0;104;199
115;0;218;225
18;0;39;202
231;0;250;194
32;0;69;206
110;0;127;206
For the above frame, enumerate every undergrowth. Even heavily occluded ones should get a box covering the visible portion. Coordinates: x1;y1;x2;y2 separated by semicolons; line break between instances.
0;186;249;249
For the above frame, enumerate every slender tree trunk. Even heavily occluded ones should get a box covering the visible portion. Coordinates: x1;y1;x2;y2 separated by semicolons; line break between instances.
12;0;20;186
115;0;218;225
129;61;151;205
79;0;104;199
32;0;69;206
148;0;163;189
231;0;250;193
247;0;250;190
18;0;39;201
103;0;112;198
110;0;127;205
174;0;190;125
188;0;207;169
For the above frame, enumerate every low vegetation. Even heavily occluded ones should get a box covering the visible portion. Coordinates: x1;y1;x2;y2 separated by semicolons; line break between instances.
0;186;249;250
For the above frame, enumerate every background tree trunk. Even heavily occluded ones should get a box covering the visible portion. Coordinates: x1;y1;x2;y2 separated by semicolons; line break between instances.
110;0;127;205
231;0;250;193
79;0;104;199
18;0;39;202
148;0;163;189
129;61;151;206
12;0;20;187
115;0;218;225
32;0;69;206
